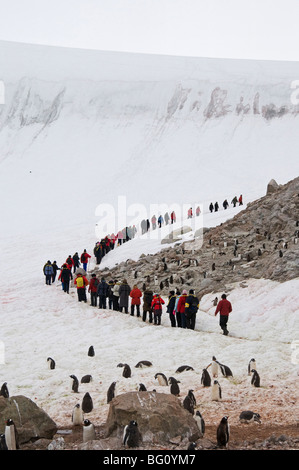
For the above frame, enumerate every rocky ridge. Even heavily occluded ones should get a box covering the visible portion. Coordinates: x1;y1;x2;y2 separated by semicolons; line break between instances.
93;177;299;299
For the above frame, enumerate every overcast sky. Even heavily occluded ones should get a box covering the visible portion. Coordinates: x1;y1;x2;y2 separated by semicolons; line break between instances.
0;0;299;61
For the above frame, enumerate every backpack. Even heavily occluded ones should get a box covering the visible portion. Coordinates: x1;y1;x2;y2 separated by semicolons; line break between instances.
76;276;85;288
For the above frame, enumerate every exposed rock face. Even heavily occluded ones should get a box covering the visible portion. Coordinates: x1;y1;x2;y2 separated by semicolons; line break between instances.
0;395;57;444
93;177;299;298
105;391;200;444
266;178;280;195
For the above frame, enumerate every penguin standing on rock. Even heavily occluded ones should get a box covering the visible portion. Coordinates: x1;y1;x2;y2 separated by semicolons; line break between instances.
47;357;56;370
155;373;168;386
83;419;96;442
169;377;180;396
0;382;9;398
72;403;84;426
70;375;79;393
107;381;117;403
82;392;93;413
195;411;205;437
211;380;222;401
123;420;141;448
251;369;260;387
4;419;19;450
216;416;230;448
201;368;211;387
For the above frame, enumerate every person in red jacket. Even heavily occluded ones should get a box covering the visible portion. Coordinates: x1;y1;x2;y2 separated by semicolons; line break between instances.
74;273;89;302
80;250;91;272
151;294;165;325
130;285;142;317
176;290;188;328
88;273;99;307
215;294;232;335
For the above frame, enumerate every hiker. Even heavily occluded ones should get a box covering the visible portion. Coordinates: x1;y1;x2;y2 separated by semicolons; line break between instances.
112;280;121;311
185;289;199;330
209;203;214;213
170;211;176;224
223;199;229;210
107;280;115;309
130;285;142;316
59;264;73;293
239;194;243;205
215;293;232;335
231;196;238;207
65;255;74;272
51;261;60;283
97;277;109;309
72;252;80;273
174;289;181;327
74;272;89;302
43;261;53;285
119;279;131;313
176;290;188;328
166;291;177;327
187;207;193;218
88;273;99;307
196;206;201;217
80;249;91;271
158;215;164;228
214;202;219;212
151;293;165;325
142;287;153;323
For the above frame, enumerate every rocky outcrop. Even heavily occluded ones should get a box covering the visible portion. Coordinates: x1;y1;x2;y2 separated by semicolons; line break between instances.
0;395;57;444
104;391;201;444
93;177;299;298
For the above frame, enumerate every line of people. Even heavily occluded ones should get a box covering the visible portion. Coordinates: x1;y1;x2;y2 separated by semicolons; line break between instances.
209;194;243;213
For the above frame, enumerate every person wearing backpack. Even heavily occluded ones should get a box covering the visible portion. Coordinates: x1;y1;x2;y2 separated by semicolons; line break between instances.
80;249;91;272
185;289;199;330
74;273;89;302
88;274;99;307
59;263;73;293
151;293;165;325
43;261;53;285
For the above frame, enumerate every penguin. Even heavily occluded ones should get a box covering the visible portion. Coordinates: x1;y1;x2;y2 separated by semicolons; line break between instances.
0;434;8;450
0;382;9;398
82;419;96;442
210;356;219;377
138;383;147;391
279;250;283;258
194;411;205;437
70;375;79;393
211;380;222;401
123;420;141;448
168;377;180;396
188;389;196;407
117;363;131;378
135;360;152;368
72;403;84;426
251;369;260;387
217;361;233;378
81;374;92;384
201;368;211;387
154;372;168;386
4;419;19;450
239;411;261;424
175;365;194;373
82;392;93;413
183;395;194;415
248;358;256;376
187;442;196;450
88;346;95;357
216;416;229;448
47;357;55;370
107;381;117;403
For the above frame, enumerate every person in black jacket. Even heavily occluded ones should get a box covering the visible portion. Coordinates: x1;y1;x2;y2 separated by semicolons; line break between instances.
51;261;60;283
185;289;199;330
166;291;177;327
97;278;109;309
142;288;153;323
59;264;73;293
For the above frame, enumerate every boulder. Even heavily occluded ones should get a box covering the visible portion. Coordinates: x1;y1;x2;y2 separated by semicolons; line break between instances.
266;179;280;195
0;395;57;445
105;391;200;444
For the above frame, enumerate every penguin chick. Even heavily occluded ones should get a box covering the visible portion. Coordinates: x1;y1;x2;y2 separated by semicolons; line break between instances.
72;403;84;426
47;357;55;370
83;419;96;442
201;368;211;387
216;416;229;448
0;382;9;398
154;372;168;386
123;420;141;448
168;377;180;396
239;411;261;424
70;375;79;393
81;374;92;384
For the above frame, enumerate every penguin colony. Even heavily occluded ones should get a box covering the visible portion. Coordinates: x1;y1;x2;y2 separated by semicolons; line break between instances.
0;352;264;449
